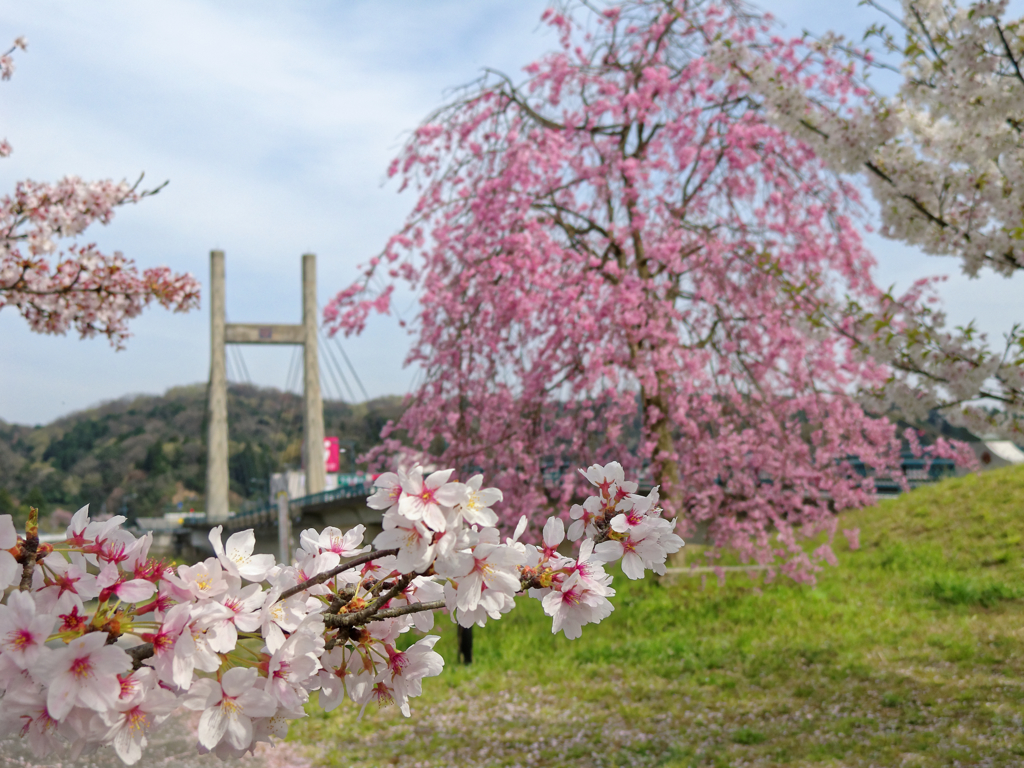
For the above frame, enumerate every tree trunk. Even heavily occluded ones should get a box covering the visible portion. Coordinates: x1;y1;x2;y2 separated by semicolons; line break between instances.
641;372;681;512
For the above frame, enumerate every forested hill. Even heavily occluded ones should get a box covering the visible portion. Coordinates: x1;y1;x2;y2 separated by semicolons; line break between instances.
0;384;405;525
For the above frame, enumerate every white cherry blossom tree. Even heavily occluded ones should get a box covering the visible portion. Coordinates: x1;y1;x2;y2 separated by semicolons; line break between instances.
746;0;1024;437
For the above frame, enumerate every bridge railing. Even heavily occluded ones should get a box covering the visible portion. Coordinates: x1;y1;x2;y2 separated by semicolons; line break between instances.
135;455;956;537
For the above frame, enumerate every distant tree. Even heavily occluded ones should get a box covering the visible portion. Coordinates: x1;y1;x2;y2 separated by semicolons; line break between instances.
140;440;170;475
0;488;14;517
0;38;199;347
43;418;109;471
229;441;274;499
22;485;44;516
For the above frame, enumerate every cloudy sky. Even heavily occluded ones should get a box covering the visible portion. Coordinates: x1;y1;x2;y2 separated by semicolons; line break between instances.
1;0;1021;426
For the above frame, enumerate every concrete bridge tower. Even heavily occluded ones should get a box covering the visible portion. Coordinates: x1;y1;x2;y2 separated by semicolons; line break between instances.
205;251;326;522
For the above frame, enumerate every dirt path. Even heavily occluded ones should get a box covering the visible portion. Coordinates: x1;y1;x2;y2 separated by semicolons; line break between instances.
0;711;313;768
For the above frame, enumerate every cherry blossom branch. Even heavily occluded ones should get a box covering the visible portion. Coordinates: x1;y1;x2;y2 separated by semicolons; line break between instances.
127;642;154;669
365;599;446;622
278;548;399;600
327;574;414;627
0;41;200;345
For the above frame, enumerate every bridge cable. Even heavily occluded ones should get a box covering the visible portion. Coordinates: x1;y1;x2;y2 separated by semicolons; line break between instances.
224;344;237;383
317;336;343;402
312;324;343;401
319;304;370;402
224;312;253;385
284;346;301;394
318;331;349;403
232;344;252;385
318;325;357;403
332;336;369;402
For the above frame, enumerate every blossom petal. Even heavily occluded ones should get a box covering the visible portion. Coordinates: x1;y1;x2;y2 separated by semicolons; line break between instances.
198;704;229;748
116;579;157;603
0;515;16;549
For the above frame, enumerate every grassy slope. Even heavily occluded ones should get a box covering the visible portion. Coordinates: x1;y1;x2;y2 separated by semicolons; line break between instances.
292;466;1024;767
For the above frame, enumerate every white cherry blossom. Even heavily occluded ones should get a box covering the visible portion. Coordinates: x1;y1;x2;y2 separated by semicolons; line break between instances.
184;667;276;751
457;475;502;527
37;632;131;720
210;526;276;582
366;471;402;512
0;590;53;669
374;514;436;574
99;671;177;765
541;571;615;640
396;467;468;530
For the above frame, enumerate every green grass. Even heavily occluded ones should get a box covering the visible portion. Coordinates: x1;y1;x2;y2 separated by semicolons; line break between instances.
290;465;1024;767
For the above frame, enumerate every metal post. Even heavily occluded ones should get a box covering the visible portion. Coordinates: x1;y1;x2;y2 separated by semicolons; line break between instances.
302;253;326;495
276;490;292;564
206;250;230;522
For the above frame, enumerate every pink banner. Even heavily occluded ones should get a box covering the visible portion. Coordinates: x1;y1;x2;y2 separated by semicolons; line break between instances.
324;436;340;473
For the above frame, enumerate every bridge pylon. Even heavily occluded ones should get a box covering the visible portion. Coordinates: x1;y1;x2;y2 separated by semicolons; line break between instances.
205;251;326;523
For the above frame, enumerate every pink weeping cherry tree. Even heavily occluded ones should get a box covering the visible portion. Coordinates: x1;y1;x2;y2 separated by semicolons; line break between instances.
0;39;199;348
326;0;969;580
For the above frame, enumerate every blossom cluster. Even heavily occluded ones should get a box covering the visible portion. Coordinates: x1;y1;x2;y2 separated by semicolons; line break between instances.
0;37;200;346
0;462;679;764
738;0;1024;438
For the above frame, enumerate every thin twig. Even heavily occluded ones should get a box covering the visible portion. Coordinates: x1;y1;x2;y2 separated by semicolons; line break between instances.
365;599;446;622
18;507;39;591
127;642;155;669
327;574;413;627
278;548;399;601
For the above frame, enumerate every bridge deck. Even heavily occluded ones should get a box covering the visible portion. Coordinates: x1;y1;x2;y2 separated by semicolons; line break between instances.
136;454;956;556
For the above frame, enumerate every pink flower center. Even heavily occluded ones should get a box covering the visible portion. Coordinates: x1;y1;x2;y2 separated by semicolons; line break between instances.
561;587;583;606
126;707;149;732
403;528;424;547
386;647;409;675
274;660;291;680
372;682;394;707
221;696;241;715
8;629;34;649
70;656;94;679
